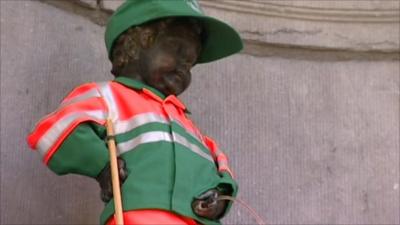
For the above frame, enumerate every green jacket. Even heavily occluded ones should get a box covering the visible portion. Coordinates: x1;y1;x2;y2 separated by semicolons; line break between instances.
28;77;238;225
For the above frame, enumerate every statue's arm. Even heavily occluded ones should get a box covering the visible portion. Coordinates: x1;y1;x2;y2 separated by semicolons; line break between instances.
192;136;238;220
47;122;109;178
27;83;110;178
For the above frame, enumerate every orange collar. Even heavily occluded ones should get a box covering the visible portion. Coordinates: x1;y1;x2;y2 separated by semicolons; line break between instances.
115;77;190;113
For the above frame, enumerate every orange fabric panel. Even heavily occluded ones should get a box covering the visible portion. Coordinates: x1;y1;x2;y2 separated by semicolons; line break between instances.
106;209;198;225
27;99;106;149
109;82;166;120
162;99;202;141
61;82;99;102
203;136;234;178
203;136;219;159
109;82;203;140
217;154;228;162
42;116;104;164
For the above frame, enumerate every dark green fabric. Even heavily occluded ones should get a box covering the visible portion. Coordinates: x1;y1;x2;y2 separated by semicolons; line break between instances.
171;121;210;155
114;122;170;143
99;141;237;225
48;121;237;225
48;123;109;178
98;119;237;225
217;172;238;217
114;120;211;157
47;79;238;225
105;0;243;64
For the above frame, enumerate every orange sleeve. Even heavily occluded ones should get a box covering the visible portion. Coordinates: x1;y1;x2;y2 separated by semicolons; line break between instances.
27;82;108;164
203;136;234;178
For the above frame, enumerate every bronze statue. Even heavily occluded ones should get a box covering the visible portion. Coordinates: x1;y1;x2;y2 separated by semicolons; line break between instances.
28;1;243;224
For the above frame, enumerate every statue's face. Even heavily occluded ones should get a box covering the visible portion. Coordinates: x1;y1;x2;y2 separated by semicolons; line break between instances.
138;20;202;96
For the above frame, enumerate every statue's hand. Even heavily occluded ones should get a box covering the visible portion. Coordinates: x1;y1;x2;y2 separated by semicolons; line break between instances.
96;158;128;203
192;188;228;220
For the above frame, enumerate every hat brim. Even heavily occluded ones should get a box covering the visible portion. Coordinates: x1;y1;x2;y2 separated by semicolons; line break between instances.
190;15;243;63
105;0;243;63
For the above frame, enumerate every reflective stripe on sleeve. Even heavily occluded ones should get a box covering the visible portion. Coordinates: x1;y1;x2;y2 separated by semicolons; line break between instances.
215;149;225;157
218;161;230;171
60;89;101;107
215;150;233;175
217;153;228;162
218;162;234;177
97;82;119;121
217;157;234;177
37;110;107;158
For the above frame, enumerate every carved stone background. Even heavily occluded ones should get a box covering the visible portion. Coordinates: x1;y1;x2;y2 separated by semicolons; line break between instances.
99;0;400;53
1;1;399;225
201;0;399;52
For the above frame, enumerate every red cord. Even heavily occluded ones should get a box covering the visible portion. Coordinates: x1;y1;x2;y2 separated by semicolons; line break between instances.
218;195;266;225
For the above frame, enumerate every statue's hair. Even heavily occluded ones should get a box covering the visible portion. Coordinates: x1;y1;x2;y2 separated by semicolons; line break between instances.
111;26;143;76
110;18;204;76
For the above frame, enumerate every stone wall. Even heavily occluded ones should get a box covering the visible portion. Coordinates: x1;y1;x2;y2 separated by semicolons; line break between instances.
1;1;399;224
42;0;400;59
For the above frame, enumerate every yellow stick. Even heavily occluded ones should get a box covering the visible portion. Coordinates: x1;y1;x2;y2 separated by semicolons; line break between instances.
105;118;124;225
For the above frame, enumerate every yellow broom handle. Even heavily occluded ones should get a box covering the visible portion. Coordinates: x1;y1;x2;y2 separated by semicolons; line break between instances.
106;118;124;225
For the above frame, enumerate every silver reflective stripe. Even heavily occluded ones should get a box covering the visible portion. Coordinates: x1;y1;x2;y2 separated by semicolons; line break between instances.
37;110;107;157
33;89;102;130
97;82;119;121
60;89;101;107
115;116;203;145
171;119;204;145
117;131;172;155
173;132;214;162
114;113;168;135
218;161;229;167
116;131;214;163
215;149;224;157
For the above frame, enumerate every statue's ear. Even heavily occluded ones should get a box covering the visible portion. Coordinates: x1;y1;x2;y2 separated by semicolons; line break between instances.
139;27;155;49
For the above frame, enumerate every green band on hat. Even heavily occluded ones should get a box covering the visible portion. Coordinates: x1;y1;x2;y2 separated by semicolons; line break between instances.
105;0;243;64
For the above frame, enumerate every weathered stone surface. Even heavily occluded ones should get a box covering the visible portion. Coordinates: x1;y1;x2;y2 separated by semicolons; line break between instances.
200;0;400;52
78;0;98;9
1;1;399;225
1;2;108;224
266;0;398;10
96;0;399;52
100;0;123;11
186;56;399;224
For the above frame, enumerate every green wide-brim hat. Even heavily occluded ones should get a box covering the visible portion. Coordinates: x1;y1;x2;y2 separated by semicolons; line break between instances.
105;0;243;64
